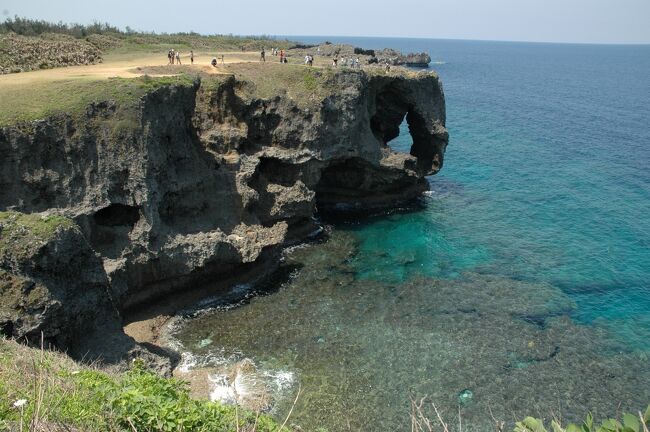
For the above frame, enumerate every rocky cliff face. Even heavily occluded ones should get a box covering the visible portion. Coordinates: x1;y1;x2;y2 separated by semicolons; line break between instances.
0;67;447;362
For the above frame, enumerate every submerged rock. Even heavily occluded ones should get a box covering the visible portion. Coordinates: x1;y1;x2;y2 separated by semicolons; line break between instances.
458;388;473;406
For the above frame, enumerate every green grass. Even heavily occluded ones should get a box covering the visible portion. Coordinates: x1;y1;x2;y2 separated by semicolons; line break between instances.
97;34;294;56
0;74;196;127
214;63;339;109
0;338;285;431
0;211;77;258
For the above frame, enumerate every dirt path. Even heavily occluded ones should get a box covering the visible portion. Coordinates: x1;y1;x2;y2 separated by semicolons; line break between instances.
0;51;263;87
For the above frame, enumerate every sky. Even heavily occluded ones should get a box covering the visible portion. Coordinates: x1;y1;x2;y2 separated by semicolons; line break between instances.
2;0;650;44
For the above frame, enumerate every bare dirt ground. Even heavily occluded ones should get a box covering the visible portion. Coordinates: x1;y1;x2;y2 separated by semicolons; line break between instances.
0;51;265;87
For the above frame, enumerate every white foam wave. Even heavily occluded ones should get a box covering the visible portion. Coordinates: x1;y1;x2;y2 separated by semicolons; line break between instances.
264;370;296;392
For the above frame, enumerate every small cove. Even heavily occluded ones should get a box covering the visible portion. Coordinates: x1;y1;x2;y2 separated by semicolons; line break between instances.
173;38;650;430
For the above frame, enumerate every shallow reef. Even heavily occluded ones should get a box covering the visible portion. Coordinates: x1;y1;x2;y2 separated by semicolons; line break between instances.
174;230;650;431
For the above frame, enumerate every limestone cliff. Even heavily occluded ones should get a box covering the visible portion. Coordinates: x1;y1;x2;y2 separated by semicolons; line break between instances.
0;66;447;362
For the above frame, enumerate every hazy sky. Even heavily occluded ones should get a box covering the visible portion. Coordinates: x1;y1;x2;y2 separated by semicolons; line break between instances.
3;0;650;44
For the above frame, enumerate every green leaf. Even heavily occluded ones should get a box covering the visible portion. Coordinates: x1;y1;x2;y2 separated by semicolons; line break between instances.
623;413;640;432
600;419;622;432
583;413;595;432
519;417;548;432
552;420;566;432
566;424;582;432
644;405;650;425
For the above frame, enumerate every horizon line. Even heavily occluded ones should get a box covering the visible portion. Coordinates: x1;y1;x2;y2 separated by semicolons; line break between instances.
279;34;650;47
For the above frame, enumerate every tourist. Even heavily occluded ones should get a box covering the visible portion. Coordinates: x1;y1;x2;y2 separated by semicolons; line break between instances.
167;49;173;64
333;56;338;67
190;50;194;65
171;49;175;64
354;57;360;68
308;55;313;66
280;49;285;63
305;55;310;65
211;57;217;67
260;47;266;62
176;51;182;65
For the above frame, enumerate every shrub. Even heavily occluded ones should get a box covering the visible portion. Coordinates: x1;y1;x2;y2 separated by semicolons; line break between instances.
514;408;650;432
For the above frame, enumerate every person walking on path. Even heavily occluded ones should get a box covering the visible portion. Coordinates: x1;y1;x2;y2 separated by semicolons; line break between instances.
280;49;285;63
168;49;173;64
260;48;266;62
190;50;194;64
176;51;182;65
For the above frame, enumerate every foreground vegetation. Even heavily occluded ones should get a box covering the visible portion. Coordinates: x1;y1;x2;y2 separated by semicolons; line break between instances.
410;397;650;432
0;338;284;431
1;336;646;432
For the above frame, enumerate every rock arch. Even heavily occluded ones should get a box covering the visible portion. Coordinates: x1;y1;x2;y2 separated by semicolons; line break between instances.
369;76;448;176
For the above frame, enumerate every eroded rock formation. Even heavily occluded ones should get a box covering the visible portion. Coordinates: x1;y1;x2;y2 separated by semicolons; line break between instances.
0;67;447;363
375;49;432;67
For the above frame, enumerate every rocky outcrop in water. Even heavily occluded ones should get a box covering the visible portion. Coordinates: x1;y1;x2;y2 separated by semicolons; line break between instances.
375;49;432;67
0;67;447;362
289;43;433;67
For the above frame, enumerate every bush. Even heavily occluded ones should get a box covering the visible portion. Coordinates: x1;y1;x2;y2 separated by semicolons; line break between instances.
514;408;650;432
0;16;122;38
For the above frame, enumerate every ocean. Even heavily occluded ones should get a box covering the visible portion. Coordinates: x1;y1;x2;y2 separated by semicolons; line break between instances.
174;37;650;430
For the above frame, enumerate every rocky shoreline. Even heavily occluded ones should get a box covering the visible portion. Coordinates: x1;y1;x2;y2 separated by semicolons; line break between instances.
0;63;447;371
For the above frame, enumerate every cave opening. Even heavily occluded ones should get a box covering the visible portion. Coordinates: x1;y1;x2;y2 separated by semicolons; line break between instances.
94;204;140;227
88;204;140;259
385;117;413;154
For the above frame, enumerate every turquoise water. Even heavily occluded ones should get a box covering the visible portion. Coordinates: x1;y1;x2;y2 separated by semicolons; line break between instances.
175;39;650;430
380;39;650;349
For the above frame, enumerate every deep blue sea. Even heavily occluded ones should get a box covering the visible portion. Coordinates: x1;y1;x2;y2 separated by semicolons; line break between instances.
176;38;650;430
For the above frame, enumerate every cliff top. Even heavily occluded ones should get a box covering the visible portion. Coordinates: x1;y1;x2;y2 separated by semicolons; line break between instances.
0;74;195;126
1;18;438;126
0;62;437;127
